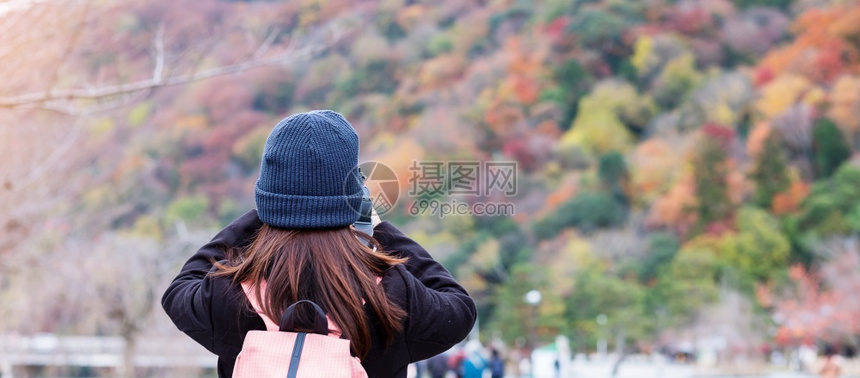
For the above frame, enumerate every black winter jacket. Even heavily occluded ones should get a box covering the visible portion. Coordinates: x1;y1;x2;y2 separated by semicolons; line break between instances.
161;210;477;378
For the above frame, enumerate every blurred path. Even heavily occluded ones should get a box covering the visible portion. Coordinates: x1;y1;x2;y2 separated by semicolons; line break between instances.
561;359;817;378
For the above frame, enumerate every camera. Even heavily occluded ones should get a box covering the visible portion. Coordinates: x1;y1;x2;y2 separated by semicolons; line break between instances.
353;168;374;243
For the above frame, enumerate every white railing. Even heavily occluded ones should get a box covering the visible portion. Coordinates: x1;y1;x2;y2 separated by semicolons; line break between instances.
0;333;216;376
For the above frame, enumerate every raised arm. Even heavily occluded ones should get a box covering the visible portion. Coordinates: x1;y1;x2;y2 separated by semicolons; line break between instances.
373;221;478;361
160;209;263;352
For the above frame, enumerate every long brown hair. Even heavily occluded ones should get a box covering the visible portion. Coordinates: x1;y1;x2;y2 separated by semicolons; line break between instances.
215;225;407;358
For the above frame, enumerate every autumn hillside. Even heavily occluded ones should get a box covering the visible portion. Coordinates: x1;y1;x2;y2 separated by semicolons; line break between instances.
2;0;860;371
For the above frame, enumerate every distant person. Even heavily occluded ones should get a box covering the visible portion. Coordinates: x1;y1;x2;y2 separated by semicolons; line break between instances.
461;340;486;378
161;110;477;377
818;345;842;378
427;353;449;378
489;349;505;378
518;356;531;378
449;347;466;378
413;360;425;378
508;347;525;377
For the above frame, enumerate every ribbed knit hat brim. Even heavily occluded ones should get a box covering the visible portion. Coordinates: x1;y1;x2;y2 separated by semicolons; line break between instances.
255;185;362;229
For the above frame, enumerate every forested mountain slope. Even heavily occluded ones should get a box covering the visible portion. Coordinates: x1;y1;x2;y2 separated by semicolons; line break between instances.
2;0;860;363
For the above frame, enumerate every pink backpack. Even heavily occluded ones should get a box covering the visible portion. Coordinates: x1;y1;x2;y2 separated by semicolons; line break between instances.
233;284;368;378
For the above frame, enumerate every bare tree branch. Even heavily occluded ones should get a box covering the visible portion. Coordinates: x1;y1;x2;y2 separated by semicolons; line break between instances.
0;23;350;113
152;21;166;84
253;25;282;60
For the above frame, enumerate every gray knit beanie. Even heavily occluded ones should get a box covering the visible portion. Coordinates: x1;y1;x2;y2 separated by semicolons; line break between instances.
255;110;363;229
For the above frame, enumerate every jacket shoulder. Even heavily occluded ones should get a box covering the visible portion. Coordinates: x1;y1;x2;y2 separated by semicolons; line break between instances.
380;264;411;309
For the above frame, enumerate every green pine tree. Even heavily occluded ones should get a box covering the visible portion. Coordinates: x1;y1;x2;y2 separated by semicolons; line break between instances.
813;118;851;179
692;137;732;232
598;151;629;204
750;132;790;208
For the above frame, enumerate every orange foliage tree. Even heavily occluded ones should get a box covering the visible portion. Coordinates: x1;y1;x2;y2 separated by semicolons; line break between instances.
757;5;860;85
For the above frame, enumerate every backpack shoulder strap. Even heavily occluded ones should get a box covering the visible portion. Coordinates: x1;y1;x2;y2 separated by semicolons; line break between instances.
241;281;346;337
280;300;328;334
